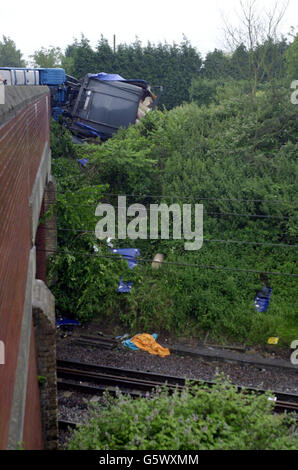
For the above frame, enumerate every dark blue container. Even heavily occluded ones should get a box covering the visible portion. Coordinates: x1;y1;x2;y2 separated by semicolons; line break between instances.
254;287;272;312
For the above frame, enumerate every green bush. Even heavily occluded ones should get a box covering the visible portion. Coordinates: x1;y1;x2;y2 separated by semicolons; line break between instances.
68;379;298;450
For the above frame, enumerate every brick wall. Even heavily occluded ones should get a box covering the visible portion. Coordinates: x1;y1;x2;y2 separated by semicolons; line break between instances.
0;86;51;449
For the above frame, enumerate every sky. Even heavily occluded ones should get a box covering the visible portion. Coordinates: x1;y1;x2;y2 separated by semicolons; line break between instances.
0;0;297;62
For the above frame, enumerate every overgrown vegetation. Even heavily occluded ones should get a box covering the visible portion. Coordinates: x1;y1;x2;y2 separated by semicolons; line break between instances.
67;378;298;450
40;2;298;346
49;78;298;346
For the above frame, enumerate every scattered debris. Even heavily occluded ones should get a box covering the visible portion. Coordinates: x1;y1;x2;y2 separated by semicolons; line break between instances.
111;247;140;292
117;276;133;293
115;333;130;341
152;253;164;269
107;237;114;249
90;396;101;403
136;96;154;123
111;248;140;269
254;286;272;312
77;158;89;168
268;396;277;402
56;318;81;328
123;333;170;357
267;337;279;345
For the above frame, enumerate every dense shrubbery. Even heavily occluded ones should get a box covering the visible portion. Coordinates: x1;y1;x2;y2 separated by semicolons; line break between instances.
67;378;298;450
49;79;298;345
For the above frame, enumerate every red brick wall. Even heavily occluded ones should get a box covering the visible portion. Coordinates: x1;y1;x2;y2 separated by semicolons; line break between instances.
36;198;47;282
0;91;50;449
23;323;43;450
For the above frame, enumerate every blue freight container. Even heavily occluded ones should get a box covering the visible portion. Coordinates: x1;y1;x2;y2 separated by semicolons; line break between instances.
39;68;66;85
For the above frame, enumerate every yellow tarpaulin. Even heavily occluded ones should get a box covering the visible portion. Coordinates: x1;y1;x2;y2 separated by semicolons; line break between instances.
131;333;170;357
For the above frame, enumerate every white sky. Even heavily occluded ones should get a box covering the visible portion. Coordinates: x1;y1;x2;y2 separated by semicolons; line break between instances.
0;0;297;62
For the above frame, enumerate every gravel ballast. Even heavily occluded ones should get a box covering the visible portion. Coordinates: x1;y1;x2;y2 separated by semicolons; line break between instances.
56;324;298;448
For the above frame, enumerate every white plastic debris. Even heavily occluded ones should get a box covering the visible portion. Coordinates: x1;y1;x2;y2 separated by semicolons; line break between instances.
107;237;114;248
268;396;277;402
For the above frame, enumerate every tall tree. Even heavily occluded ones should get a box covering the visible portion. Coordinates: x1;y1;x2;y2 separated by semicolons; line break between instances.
285;34;298;80
64;35;98;78
222;0;289;93
202;49;232;79
30;46;63;68
64;35;202;109
96;35;115;72
0;36;25;67
230;44;250;79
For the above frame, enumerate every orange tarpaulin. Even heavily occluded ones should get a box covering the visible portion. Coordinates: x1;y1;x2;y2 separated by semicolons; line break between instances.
130;333;170;357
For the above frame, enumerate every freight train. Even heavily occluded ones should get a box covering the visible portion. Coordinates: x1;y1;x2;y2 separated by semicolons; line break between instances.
0;67;161;143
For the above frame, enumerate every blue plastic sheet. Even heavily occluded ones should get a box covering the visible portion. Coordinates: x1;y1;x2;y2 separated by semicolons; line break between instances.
89;73;149;89
254;287;272;312
111;248;140;269
111;248;140;292
89;72;125;81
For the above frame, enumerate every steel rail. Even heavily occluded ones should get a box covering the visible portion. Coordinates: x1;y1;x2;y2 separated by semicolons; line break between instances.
57;359;298;414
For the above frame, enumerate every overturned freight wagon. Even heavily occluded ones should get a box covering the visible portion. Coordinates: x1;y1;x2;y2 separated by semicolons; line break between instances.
0;67;161;142
69;73;159;142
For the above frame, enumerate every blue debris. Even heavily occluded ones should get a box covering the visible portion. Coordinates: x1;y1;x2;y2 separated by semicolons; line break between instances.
111;248;140;269
74;121;103;138
56;318;81;328
254;287;272;312
78;158;89;168
110;248;140;293
122;338;139;351
117;276;133;293
115;333;130;340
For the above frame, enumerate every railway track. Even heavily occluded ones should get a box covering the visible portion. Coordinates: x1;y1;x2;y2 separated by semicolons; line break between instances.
57;359;298;415
70;334;297;373
71;334;119;350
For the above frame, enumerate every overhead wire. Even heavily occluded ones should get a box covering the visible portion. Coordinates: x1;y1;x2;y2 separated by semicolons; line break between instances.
37;248;298;278
40;201;298;220
43;188;298;206
36;225;298;249
39;191;298;277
